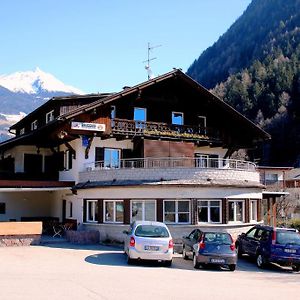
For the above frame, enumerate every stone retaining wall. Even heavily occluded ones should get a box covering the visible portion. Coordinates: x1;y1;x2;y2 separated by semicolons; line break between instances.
66;230;100;244
0;235;41;246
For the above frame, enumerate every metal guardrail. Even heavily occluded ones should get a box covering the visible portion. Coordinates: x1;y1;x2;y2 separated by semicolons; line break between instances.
84;157;256;171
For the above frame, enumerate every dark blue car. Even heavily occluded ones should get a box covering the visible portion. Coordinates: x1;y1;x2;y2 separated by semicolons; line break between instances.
236;225;300;271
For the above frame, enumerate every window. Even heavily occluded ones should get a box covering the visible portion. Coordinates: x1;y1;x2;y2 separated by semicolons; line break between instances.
265;173;278;184
250;200;257;222
104;200;124;223
46;110;54;123
198;200;221;223
195;154;219;168
131;200;156;222
31;120;38;130
86;200;98;222
0;202;6;214
134;107;146;122
20;128;25;135
111;105;116;119
104;148;120;168
246;227;257;239
172;112;184;125
163;200;190;224
228;200;244;222
134;107;146;129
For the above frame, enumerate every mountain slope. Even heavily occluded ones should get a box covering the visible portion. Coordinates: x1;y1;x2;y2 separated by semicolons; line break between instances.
187;0;300;166
187;0;300;89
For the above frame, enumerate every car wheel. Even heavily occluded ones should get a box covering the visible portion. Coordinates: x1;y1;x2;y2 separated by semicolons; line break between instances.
256;254;265;269
193;253;200;269
182;247;188;260
127;255;133;265
165;260;172;267
229;264;236;271
292;265;300;272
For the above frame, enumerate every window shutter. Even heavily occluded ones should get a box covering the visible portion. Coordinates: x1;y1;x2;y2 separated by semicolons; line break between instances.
95;147;104;162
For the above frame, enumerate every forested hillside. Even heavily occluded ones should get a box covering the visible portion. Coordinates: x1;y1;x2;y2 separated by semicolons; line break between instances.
187;0;300;166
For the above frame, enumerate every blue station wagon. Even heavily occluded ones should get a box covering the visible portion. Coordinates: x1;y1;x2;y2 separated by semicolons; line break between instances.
236;225;300;271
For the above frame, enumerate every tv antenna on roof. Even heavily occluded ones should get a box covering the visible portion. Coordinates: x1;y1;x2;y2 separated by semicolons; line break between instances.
143;42;162;80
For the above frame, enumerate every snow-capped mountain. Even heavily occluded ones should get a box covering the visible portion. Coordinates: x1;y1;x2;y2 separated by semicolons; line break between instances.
0;67;83;95
0;68;84;142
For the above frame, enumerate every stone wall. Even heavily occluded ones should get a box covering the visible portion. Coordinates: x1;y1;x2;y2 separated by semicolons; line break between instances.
0;235;41;246
80;168;259;184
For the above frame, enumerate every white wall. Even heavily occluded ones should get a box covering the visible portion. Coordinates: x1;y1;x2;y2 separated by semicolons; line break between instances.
0;191;53;221
59;137;133;183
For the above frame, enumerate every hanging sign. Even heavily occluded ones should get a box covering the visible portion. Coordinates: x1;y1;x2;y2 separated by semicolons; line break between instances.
71;121;106;132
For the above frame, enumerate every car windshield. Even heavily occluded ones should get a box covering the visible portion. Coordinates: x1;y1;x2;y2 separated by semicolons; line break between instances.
135;225;170;238
204;232;232;244
276;231;300;246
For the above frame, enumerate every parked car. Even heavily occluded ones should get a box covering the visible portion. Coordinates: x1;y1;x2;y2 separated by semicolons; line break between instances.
236;225;300;271
182;229;237;271
123;221;173;266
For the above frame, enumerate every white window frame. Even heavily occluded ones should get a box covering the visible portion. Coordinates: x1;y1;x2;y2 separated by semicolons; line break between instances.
228;200;245;223
103;200;124;223
172;111;184;125
250;200;258;222
104;148;121;169
46;110;54;124
163;199;190;224
20;128;25;135
31;120;38;131
130;200;156;222
197;200;222;224
86;200;98;223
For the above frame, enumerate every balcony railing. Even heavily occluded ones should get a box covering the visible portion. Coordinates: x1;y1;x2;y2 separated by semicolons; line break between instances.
84;157;256;172
111;118;220;141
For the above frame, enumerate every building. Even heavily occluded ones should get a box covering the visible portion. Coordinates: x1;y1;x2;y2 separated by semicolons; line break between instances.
0;69;270;242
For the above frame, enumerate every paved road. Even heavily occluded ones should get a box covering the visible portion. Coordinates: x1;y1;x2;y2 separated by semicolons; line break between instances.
0;243;299;300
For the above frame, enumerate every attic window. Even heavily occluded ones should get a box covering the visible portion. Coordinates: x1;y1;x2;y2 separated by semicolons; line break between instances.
31;120;38;131
46;110;54;123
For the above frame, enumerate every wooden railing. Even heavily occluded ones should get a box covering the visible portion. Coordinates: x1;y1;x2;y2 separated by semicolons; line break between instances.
111;118;220;141
84;157;256;171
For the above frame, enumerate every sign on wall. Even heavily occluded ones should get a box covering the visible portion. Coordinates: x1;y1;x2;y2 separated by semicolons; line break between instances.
71;122;106;132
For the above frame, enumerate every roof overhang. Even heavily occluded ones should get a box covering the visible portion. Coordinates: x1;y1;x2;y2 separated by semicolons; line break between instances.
262;191;289;198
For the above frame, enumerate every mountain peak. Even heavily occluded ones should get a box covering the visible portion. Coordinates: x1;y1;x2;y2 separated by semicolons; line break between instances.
0;68;83;95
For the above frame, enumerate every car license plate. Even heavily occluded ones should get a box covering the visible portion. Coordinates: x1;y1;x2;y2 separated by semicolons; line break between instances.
210;258;225;264
284;249;296;253
144;245;159;251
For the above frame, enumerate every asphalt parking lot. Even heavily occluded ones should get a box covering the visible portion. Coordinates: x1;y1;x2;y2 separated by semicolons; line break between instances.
0;243;299;300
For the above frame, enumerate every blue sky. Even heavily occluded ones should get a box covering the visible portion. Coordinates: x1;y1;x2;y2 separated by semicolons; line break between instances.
0;0;251;93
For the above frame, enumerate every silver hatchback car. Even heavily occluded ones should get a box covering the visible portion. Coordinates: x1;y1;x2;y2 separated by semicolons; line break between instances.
123;221;173;266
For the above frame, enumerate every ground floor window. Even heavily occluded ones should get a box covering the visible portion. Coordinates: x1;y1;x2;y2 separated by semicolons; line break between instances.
86;200;98;222
197;200;221;223
250;200;257;222
163;200;190;224
131;200;156;222
104;200;124;223
228;200;244;222
0;202;5;214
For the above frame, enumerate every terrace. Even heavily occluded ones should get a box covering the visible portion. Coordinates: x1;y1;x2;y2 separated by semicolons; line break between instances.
80;157;259;184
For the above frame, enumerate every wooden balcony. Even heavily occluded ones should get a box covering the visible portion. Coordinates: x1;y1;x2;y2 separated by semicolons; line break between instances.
111;118;221;142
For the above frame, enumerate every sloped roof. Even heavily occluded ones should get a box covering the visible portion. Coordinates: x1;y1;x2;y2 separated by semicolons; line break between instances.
57;68;270;140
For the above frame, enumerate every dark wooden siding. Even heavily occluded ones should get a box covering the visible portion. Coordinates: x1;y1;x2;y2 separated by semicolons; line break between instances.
98;200;103;223
222;199;228;224
124;199;131;224
143;140;194;158
156;199;163;222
